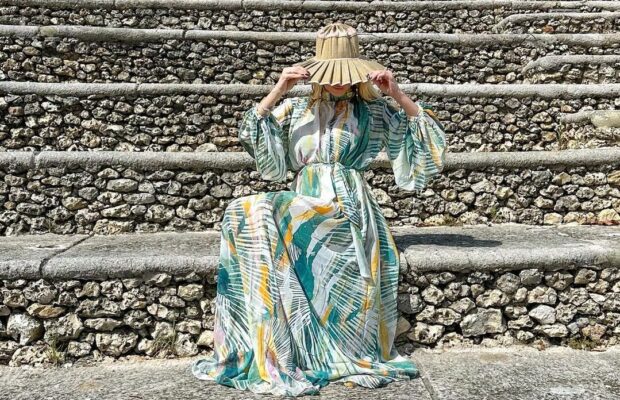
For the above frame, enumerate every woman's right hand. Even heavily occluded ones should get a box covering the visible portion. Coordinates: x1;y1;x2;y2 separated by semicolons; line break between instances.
257;67;309;117
274;66;309;94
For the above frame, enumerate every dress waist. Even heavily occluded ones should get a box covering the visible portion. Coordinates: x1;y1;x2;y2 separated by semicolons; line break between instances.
300;161;361;173
295;161;364;227
295;161;373;282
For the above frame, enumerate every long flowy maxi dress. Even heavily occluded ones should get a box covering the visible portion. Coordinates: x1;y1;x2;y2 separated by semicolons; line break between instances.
192;89;447;396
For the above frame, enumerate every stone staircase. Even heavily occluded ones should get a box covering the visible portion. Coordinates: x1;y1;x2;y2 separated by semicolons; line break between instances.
0;0;620;367
2;223;620;366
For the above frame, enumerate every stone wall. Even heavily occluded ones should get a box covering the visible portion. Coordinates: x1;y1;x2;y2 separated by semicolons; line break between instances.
1;4;607;33
2;92;619;152
0;93;230;152
3;35;620;85
395;265;620;353
2;263;620;366
561;124;620;150
1;159;619;235
0;273;217;366
524;61;620;84
499;14;620;34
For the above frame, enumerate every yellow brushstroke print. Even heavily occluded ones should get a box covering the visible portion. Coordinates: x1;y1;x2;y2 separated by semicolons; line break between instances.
255;322;268;380
242;198;253;215
315;201;336;215
259;263;273;315
378;317;391;360
283;224;293;249
361;295;370;311
297;204;334;221
321;303;333;325
430;139;444;167
370;242;379;282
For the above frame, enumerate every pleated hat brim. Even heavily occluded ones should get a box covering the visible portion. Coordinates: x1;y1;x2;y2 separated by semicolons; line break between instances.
293;57;386;85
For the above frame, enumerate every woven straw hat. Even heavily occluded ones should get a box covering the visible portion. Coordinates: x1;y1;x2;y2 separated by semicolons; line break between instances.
293;22;386;85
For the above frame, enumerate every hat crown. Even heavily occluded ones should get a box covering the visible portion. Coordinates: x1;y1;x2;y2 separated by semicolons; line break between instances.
315;23;360;60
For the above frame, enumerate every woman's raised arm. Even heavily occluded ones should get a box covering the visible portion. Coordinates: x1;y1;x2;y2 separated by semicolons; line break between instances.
238;66;309;182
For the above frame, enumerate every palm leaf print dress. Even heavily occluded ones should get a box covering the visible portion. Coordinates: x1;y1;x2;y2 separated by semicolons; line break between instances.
192;88;447;396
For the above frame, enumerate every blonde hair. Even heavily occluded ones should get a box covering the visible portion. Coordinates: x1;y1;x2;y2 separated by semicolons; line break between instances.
308;81;383;105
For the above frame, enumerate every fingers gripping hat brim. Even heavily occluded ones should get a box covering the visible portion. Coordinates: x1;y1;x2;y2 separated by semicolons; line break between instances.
294;57;386;85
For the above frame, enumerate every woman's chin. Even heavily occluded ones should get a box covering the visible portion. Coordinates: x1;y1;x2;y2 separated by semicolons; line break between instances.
325;84;350;94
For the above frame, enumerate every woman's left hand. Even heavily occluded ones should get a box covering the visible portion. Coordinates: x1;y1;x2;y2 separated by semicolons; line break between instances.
367;69;400;97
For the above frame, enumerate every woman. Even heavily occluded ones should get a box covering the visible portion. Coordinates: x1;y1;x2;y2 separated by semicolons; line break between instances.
192;23;447;396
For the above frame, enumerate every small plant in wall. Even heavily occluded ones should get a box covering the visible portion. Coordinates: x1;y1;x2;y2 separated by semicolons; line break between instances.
150;320;178;357
45;336;67;367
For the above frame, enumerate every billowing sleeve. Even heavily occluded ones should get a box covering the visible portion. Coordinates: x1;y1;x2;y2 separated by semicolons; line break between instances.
238;97;295;182
380;97;447;192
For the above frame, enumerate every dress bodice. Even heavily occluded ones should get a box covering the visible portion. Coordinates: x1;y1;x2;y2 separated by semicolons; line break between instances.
289;96;373;171
238;90;447;193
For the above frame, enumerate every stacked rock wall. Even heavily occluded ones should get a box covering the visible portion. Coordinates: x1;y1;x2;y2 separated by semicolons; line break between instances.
525;61;620;84
2;1;614;33
1;154;619;235
2;91;619;152
3;34;620;85
498;14;620;34
396;265;620;351
2;263;620;366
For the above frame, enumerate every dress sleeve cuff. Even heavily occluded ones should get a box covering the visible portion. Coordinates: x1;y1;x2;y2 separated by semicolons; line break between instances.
405;102;425;123
252;103;269;120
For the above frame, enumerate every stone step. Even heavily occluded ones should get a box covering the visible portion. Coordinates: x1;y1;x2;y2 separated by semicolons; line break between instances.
1;81;619;152
0;224;619;366
560;110;620;150
1;0;617;33
3;347;620;398
2;25;620;85
0;148;619;234
561;109;620;128
493;11;620;34
2;223;618;280
2;348;620;398
523;55;620;84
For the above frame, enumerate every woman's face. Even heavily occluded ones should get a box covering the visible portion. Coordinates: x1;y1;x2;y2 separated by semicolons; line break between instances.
323;83;351;96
